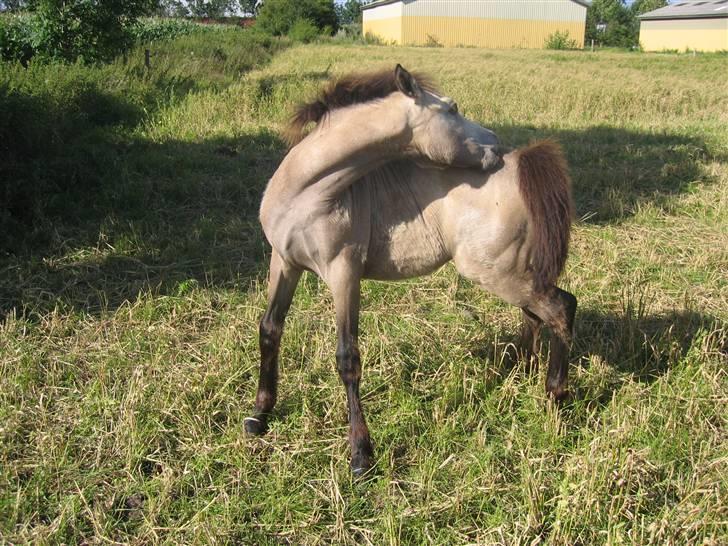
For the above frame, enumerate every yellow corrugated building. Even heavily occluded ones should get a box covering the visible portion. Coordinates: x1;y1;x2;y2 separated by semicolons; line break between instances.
362;0;589;49
638;1;728;52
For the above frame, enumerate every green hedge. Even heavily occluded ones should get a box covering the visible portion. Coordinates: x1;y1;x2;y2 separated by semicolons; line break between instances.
0;14;232;65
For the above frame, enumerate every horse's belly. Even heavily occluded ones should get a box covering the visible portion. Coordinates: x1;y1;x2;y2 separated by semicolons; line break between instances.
364;217;449;280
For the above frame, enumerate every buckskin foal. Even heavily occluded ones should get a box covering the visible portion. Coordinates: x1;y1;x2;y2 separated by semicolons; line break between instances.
246;66;575;477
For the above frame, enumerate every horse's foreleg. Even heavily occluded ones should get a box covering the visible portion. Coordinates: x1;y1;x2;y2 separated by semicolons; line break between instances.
520;308;543;372
527;288;577;402
330;265;373;476
245;251;301;436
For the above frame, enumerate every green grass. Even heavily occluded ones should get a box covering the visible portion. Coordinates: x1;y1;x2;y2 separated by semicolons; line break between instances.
1;41;727;544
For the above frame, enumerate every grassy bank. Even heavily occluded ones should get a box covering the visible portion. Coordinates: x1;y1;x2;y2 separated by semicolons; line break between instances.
1;43;727;544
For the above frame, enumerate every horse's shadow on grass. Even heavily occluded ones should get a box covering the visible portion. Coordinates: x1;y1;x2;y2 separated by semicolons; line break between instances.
0;126;286;319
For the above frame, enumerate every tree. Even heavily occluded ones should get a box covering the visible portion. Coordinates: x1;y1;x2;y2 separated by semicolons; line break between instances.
0;0;37;10
32;0;156;63
631;0;668;16
238;0;259;16
257;0;337;36
185;0;237;17
152;1;189;17
335;0;363;26
585;0;637;48
629;0;668;46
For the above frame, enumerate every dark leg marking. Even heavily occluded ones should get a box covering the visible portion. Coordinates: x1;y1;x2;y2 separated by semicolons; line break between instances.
331;265;374;476
337;339;374;477
245;252;301;436
528;287;577;402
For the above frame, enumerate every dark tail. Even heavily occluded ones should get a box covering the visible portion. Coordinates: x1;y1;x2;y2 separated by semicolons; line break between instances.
517;140;573;294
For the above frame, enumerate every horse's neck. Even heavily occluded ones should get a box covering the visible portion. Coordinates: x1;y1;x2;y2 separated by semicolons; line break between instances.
270;94;412;202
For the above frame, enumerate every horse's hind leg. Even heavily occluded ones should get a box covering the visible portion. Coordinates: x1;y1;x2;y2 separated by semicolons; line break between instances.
245;251;301;436
520;308;543;372
526;288;577;401
328;261;373;476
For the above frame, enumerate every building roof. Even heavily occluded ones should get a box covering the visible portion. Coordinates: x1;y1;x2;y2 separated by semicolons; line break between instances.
362;0;591;11
361;0;401;8
638;0;728;20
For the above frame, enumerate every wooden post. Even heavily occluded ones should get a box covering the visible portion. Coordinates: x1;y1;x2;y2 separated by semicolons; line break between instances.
145;48;151;69
591;39;595;52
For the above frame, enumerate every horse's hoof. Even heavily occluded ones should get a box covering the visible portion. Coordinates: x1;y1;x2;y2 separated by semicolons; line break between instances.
351;465;374;479
244;416;267;436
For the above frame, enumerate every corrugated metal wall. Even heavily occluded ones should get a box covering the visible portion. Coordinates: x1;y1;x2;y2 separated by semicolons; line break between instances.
402;18;586;48
362;1;404;43
640;18;728;52
363;0;588;49
403;0;585;22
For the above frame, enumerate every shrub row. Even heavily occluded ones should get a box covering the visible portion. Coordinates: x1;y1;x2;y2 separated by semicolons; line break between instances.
0;15;231;65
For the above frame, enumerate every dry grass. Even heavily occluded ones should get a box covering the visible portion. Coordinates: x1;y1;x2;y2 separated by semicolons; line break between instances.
1;42;727;544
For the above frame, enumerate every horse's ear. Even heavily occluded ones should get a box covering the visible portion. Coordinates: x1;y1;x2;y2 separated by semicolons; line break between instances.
395;64;423;99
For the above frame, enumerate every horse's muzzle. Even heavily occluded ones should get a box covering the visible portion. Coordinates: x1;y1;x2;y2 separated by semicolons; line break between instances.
481;145;504;171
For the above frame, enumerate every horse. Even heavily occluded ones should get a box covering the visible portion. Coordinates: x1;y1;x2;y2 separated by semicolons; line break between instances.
246;66;576;477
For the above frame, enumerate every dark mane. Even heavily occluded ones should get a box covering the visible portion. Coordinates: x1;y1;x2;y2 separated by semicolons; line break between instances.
284;67;437;147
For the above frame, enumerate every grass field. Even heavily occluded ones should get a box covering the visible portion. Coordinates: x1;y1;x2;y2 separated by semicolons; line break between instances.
1;38;727;544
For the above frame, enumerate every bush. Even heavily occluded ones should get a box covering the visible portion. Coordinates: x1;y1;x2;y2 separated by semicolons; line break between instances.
362;31;383;45
425;34;443;48
288;19;320;44
0;13;36;64
33;0;158;63
257;0;337;37
2;0;157;64
545;30;579;50
335;22;361;39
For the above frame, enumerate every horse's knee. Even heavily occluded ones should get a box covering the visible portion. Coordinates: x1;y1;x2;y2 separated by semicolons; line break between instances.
336;343;361;382
259;316;282;351
555;289;577;341
526;288;577;351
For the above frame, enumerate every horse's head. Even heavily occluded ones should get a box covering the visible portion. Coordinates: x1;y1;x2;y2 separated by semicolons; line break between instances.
395;65;502;171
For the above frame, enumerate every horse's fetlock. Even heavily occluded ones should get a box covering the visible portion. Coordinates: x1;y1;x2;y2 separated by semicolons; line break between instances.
255;390;276;413
353;436;373;457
